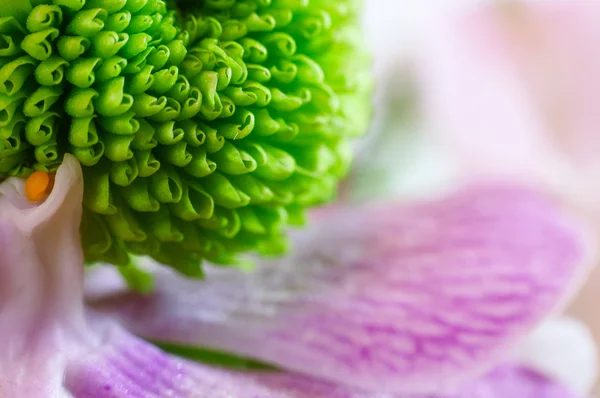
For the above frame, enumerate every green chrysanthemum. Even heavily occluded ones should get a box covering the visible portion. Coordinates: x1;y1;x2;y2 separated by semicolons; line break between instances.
0;0;371;276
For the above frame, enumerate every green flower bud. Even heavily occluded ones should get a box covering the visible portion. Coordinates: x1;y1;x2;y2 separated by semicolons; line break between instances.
0;0;372;280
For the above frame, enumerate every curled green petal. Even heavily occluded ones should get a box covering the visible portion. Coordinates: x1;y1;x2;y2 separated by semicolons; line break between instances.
229;174;274;204
72;141;105;166
122;0;149;13
57;35;90;61
253;143;296;181
270;59;297;84
145;205;184;242
184;146;216;178
149;165;183;203
66;8;107;38
122;46;152;74
90;31;129;58
176;86;201;120
35;56;68;86
95;55;127;82
210;140;257;175
223;86;257;107
246;64;271;83
197;207;241;239
26;5;63;33
0;113;24;139
65;87;98;118
21;28;59;61
154;120;183;144
66;57;101;88
24;111;58;146
167;74;190;102
33;138;59;164
0;94;25;128
169;181;214;221
243;12;276;33
103;131;135;162
120;32;152;58
110;157;139;186
98;111;140;135
0;128;28;157
293;54;325;84
179;119;206;147
239;37;267;63
125;64;154;95
149;96;181;121
69;116;99;147
218;94;235;118
203;171;251;209
155;139;191;167
242;81;271;107
81;209;114;258
96;77;134;117
131;92;167;117
0;56;36;96
134;149;160;177
0;35;21;57
151;65;178;93
202;123;224;153
121;175;160;212
128;14;154;34
146;43;170;68
106;11;132;33
165;38;186;65
104;195;147;242
130;119;157;150
23;85;62;117
0;151;26;174
83;163;118;214
216;109;254;139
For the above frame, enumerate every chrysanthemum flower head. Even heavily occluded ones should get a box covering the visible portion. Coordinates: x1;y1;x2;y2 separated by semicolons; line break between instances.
0;0;371;275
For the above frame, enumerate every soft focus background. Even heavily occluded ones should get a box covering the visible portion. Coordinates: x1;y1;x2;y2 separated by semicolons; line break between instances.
357;0;600;395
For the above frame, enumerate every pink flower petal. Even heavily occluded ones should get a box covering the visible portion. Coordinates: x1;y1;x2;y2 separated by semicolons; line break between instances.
92;185;593;394
64;326;586;398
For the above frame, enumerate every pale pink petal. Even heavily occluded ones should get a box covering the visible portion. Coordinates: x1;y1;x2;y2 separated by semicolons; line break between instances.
0;155;87;397
92;185;593;394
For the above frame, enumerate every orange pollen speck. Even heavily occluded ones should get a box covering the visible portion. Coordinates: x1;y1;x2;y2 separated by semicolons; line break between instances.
25;171;54;202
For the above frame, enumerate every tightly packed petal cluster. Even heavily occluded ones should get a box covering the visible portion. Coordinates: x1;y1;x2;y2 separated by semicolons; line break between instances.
0;0;371;274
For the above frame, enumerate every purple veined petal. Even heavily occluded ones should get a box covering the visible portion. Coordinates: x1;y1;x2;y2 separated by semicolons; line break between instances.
255;363;586;398
91;184;595;394
63;323;586;398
